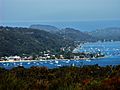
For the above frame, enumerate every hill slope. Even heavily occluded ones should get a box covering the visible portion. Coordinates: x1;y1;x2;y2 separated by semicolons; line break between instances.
0;26;74;57
56;28;96;42
30;24;60;33
89;27;120;41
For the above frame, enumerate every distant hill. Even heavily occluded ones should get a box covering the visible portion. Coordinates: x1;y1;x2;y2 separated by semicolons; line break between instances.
56;28;96;42
3;25;119;57
30;25;96;42
0;26;75;57
88;27;120;41
30;24;60;33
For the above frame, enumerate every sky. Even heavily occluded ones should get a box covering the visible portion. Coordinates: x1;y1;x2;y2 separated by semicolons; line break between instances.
0;0;120;22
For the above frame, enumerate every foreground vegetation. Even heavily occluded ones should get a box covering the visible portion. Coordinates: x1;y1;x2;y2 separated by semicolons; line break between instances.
0;65;120;90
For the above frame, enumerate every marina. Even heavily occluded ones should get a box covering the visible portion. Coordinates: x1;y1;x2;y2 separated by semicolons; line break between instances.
0;41;120;69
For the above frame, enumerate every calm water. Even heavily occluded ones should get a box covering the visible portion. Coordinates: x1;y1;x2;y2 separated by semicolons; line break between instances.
0;41;120;69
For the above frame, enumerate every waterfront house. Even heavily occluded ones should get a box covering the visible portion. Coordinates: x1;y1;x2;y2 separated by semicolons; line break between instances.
7;56;21;61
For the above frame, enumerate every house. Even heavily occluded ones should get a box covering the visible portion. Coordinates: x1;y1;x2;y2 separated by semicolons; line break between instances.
74;56;80;60
7;56;21;61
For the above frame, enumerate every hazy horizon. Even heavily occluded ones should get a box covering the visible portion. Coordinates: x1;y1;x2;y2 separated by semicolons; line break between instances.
0;20;120;31
1;0;120;31
1;0;120;23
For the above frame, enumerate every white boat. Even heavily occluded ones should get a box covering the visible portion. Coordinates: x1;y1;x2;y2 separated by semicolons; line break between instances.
57;64;62;66
66;60;70;63
72;63;75;66
50;62;53;64
55;60;59;64
33;62;36;64
85;59;91;62
20;63;23;66
27;62;30;64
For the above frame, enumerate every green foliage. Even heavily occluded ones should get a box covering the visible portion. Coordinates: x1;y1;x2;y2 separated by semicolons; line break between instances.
0;26;75;57
0;65;120;90
0;72;27;90
56;28;96;42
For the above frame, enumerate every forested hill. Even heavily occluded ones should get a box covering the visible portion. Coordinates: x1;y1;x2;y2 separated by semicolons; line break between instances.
56;28;96;42
0;26;75;57
30;24;60;33
30;24;96;42
88;27;120;41
2;26;119;57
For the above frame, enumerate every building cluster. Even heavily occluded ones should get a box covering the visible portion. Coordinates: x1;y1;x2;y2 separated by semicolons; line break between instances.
0;53;65;61
73;52;104;60
0;56;33;61
0;51;105;61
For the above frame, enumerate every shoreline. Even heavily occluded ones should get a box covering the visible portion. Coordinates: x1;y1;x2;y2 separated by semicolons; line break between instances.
0;56;108;63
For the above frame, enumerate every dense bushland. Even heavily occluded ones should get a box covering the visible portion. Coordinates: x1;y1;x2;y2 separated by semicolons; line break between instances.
0;65;120;90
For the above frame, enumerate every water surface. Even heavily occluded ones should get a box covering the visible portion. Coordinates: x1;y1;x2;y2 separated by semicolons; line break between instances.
0;41;120;69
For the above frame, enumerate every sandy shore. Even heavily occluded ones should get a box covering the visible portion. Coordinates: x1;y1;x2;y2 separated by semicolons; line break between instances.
0;56;107;63
0;60;42;63
0;59;72;63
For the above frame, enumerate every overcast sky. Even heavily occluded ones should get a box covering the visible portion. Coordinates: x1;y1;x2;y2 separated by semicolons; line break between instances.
1;0;120;22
